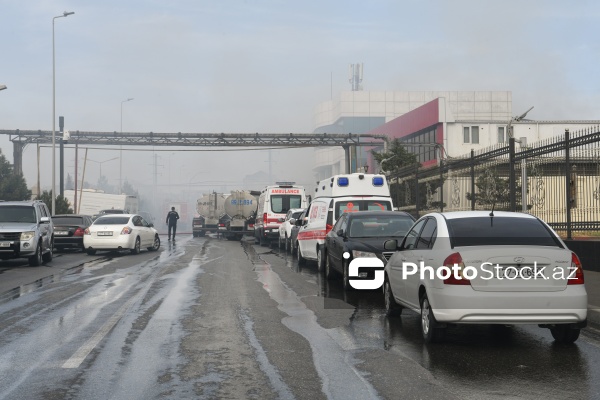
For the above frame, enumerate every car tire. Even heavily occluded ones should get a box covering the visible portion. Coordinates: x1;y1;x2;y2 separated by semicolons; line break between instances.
325;253;334;280
550;324;581;344
148;234;160;251
317;247;325;273
420;293;445;343
384;280;402;317
198;231;206;237
86;249;96;255
285;236;290;253
42;240;53;263
342;261;353;291
291;240;298;255
297;243;306;265
259;231;268;247
28;242;43;266
131;237;141;254
278;236;283;249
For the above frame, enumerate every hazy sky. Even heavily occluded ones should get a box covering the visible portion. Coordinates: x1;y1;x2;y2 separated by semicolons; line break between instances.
1;0;599;207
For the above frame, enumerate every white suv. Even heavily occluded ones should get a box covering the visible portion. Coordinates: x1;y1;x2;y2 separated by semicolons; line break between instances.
0;200;54;266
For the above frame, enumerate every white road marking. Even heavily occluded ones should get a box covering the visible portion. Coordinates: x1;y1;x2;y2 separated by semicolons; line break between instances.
62;295;139;369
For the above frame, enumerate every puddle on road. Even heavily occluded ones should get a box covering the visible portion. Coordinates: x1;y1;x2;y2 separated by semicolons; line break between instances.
242;241;382;399
0;258;113;305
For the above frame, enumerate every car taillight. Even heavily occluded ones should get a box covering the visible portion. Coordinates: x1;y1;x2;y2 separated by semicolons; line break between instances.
443;252;471;285
248;224;254;228
84;228;90;235
263;213;268;224
121;227;132;235
74;227;85;237
325;224;333;234
568;252;585;285
219;223;225;227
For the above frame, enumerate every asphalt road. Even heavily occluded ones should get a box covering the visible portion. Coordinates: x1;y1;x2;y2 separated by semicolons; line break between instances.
0;236;599;399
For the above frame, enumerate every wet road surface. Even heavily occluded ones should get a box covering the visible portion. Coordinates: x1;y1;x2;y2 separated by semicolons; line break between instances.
0;236;598;399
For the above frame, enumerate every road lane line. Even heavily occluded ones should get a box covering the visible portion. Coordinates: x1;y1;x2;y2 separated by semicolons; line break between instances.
62;294;139;369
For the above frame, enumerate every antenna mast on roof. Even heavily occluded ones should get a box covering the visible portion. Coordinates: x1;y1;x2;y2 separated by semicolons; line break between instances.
349;63;363;91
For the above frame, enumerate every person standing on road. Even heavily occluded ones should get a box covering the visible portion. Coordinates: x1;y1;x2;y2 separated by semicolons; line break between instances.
166;206;180;241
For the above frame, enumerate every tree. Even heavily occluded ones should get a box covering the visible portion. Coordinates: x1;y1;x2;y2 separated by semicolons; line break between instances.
97;175;114;193
36;190;73;214
371;138;418;176
66;173;74;190
122;180;138;196
0;149;31;200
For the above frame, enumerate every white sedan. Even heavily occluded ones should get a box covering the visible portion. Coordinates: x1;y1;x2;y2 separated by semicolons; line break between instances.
84;214;160;255
383;211;587;344
278;208;304;251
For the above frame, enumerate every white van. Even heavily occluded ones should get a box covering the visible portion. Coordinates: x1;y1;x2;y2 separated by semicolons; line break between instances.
255;183;308;246
296;173;393;270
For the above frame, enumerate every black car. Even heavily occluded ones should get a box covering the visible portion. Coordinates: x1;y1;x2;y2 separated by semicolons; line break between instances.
52;214;94;251
324;210;415;290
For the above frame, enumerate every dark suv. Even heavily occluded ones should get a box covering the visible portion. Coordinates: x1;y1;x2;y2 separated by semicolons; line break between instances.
0;200;54;266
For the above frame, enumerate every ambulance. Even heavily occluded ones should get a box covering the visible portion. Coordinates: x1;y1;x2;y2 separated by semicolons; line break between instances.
255;182;308;246
296;173;393;270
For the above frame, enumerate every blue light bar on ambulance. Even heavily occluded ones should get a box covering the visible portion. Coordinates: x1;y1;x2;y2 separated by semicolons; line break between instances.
372;176;385;186
337;177;349;187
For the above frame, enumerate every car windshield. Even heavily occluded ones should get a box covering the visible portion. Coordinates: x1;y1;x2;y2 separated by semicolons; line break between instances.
0;206;36;223
271;195;302;214
335;200;392;220
348;215;414;238
100;210;124;214
93;216;130;225
446;217;562;247
52;216;85;225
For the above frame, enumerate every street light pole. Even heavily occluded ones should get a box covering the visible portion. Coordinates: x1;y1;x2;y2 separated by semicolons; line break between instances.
88;157;119;184
120;98;134;194
52;11;74;215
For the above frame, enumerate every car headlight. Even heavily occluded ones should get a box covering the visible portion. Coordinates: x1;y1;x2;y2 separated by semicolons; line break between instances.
352;250;377;258
20;231;35;241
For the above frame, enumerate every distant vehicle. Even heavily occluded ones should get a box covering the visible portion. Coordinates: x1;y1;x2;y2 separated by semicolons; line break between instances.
289;208;308;256
384;211;587;344
255;182;308;246
93;208;126;220
324;210;414;290
64;189;139;217
278;208;304;250
84;214;160;255
52;214;94;252
223;190;259;240
0;200;54;266
196;192;228;234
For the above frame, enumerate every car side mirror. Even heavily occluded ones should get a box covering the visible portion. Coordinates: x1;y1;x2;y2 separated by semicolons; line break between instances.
289;218;296;225
278;217;285;223
148;223;154;227
384;239;398;251
336;229;344;237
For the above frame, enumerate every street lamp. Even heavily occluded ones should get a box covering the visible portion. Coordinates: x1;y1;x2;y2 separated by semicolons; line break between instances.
52;10;75;215
120;98;134;193
88;157;119;182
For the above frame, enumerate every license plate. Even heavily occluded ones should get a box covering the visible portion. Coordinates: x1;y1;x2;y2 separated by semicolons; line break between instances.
55;231;69;236
0;242;11;247
97;231;113;236
500;266;542;279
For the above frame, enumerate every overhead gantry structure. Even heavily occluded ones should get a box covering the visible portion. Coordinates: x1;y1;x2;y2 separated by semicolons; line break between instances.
0;129;387;175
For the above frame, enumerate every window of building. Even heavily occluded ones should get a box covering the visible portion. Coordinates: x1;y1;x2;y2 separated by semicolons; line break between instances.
463;126;480;144
498;126;505;143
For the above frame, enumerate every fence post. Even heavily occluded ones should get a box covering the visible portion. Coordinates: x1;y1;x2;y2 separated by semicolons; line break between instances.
509;138;516;212
470;149;475;210
439;157;444;212
415;165;420;218
565;129;572;240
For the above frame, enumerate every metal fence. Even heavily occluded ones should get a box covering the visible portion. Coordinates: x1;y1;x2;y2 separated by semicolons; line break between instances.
388;126;600;239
